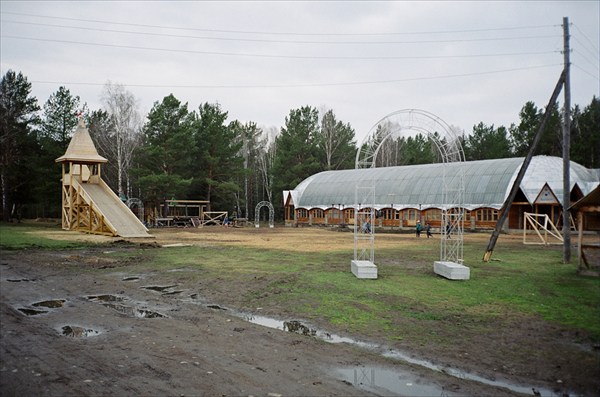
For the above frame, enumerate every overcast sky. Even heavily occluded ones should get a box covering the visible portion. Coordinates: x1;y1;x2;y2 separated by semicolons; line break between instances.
1;1;598;144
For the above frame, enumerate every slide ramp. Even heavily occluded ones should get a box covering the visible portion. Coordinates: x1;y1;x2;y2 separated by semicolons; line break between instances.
80;180;151;238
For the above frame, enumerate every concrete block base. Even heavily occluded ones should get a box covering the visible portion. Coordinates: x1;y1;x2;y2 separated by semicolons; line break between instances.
351;260;378;279
434;261;470;280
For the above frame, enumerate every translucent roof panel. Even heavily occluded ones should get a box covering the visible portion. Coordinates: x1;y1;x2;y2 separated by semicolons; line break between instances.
290;156;599;210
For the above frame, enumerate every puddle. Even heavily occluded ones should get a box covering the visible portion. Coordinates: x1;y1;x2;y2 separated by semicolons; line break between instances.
338;366;458;397
143;285;178;292
87;295;167;318
135;309;166;318
380;350;569;396
87;294;124;302
243;313;375;347
7;278;32;282
207;304;227;310
161;290;183;296
18;308;48;316
234;311;574;397
102;303;166;318
32;299;66;308
122;276;140;281
283;320;316;336
61;325;101;338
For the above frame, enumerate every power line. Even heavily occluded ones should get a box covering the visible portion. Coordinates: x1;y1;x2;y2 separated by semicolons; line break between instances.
573;64;600;82
1;35;559;60
1;19;562;45
2;11;558;37
574;50;600;74
572;36;600;63
30;63;562;89
572;23;599;56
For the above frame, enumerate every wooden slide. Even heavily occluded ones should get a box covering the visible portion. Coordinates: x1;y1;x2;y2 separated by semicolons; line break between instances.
77;178;150;238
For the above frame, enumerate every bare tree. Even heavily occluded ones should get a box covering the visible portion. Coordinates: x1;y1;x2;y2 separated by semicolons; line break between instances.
97;82;142;198
257;126;278;203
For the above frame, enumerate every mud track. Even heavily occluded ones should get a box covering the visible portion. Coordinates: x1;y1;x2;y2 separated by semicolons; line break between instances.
1;226;598;396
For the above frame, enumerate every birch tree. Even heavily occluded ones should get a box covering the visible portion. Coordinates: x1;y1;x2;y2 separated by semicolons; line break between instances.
257;126;278;204
98;82;142;198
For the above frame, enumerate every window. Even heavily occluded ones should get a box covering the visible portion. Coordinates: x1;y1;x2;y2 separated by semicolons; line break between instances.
426;209;441;220
382;209;396;220
476;208;498;222
312;209;324;218
297;209;308;218
406;209;417;220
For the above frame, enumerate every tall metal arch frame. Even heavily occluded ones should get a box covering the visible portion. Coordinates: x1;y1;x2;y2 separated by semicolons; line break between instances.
354;109;465;268
255;201;275;228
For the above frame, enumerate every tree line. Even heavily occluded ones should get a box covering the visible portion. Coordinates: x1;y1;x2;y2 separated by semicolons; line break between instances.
1;69;598;222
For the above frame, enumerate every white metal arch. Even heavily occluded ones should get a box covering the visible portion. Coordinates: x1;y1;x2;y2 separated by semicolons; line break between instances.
255;201;275;228
353;109;465;269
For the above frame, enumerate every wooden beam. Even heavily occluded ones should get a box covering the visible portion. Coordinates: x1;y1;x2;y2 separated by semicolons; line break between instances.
483;70;566;262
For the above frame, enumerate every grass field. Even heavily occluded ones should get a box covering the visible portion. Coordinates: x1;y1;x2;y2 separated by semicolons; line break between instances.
2;222;599;343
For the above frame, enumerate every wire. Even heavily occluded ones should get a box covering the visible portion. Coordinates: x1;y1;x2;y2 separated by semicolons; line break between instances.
2;10;558;37
1;35;559;60
572;23;600;57
573;64;600;82
1;19;562;45
573;50;600;74
30;64;562;89
572;36;600;63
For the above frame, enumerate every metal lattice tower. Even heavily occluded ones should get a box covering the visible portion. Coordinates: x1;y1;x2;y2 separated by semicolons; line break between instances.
354;109;465;267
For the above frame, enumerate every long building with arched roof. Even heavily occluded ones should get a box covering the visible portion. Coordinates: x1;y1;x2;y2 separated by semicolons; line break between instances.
283;156;599;231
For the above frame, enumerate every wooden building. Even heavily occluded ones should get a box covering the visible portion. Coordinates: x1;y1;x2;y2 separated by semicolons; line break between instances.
283;156;599;232
569;185;600;273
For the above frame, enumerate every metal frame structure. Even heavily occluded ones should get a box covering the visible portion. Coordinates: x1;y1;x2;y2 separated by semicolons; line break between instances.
255;201;275;228
354;109;465;267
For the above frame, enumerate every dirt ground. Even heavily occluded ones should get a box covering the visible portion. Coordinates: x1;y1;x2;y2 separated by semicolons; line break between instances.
1;225;599;396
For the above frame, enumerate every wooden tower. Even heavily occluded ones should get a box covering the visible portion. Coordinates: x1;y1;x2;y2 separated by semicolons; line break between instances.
55;119;114;235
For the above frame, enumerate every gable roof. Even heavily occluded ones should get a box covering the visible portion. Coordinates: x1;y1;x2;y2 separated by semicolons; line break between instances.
569;185;600;211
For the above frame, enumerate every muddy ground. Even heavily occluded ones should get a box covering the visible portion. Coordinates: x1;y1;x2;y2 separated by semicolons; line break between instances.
1;225;599;396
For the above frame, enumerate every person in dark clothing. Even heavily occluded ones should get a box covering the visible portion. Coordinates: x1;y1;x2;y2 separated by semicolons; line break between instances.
416;220;422;237
426;222;432;238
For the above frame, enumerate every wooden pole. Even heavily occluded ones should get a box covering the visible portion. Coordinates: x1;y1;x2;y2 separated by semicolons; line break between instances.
562;17;572;263
577;213;583;269
483;70;566;262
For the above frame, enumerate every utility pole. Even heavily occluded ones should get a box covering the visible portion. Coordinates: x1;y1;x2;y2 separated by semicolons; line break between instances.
562;17;572;263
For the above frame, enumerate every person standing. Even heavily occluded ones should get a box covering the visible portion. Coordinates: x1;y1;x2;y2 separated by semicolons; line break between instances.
416;220;422;237
426;222;432;238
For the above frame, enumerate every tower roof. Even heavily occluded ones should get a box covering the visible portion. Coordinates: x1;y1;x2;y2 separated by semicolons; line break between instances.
55;118;108;163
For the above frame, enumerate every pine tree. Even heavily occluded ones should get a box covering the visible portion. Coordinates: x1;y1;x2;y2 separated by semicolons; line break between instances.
0;70;40;220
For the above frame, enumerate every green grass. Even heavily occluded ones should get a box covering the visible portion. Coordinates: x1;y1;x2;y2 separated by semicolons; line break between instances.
4;223;598;343
0;223;91;250
132;238;600;341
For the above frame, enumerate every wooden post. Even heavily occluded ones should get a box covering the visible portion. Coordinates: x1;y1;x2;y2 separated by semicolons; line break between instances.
577;212;583;269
